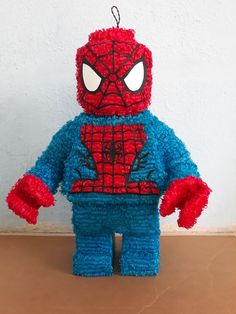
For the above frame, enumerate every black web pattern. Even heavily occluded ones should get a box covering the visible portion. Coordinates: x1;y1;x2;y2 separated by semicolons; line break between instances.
72;124;159;195
81;40;146;110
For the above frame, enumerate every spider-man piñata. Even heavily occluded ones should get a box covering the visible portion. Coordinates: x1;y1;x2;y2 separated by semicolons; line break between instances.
6;10;211;276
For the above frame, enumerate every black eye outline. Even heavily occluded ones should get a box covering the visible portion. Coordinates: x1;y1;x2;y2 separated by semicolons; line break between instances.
81;57;104;94
122;56;147;94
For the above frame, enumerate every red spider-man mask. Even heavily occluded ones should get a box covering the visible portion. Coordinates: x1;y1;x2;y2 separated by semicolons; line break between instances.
76;28;153;116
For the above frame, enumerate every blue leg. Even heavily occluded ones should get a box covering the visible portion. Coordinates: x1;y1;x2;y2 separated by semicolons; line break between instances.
73;233;114;276
120;233;160;276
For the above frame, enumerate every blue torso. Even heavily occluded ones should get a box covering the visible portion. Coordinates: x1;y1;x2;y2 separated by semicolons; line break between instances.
28;109;199;213
27;109;199;234
62;110;168;206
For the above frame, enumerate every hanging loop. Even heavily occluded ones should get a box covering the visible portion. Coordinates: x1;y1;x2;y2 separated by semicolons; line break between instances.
111;6;120;28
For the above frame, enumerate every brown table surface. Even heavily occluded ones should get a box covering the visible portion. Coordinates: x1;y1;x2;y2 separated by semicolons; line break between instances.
0;235;235;314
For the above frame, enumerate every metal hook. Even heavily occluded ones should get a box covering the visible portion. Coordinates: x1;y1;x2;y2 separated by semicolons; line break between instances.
111;6;120;28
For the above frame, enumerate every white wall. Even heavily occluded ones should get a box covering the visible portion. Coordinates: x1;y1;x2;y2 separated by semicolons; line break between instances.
1;0;236;233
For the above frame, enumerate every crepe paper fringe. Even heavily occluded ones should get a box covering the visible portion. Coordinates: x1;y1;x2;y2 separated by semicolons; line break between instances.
160;176;212;229
72;200;160;276
70;123;160;195
6;23;211;276
72;200;160;235
76;27;152;116
6;110;208;275
121;234;160;276
73;232;160;276
6;174;54;224
73;234;114;276
89;27;136;43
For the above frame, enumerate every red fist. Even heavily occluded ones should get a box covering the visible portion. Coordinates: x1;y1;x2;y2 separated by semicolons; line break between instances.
6;174;54;224
160;176;211;229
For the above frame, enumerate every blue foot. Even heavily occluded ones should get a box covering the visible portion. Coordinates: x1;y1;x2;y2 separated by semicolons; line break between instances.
120;234;160;276
73;234;114;276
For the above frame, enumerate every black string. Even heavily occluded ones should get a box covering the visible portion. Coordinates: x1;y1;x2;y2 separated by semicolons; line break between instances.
111;6;120;28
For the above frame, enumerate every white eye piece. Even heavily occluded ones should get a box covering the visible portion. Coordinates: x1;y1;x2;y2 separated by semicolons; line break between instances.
82;62;102;92
124;60;145;92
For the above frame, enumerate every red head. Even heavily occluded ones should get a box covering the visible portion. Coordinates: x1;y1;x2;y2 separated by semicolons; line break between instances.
76;27;152;116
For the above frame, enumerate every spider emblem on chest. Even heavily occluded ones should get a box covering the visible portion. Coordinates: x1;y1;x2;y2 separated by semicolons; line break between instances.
71;123;159;195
